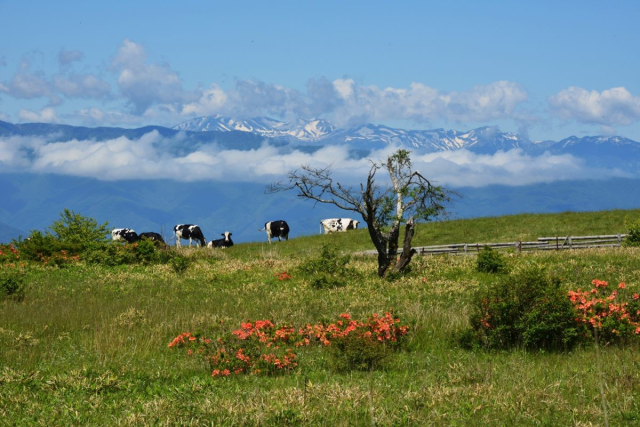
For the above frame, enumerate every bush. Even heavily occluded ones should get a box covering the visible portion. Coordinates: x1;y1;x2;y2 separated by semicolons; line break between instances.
0;269;26;301
328;333;391;372
298;244;358;289
169;254;191;273
624;217;640;247
476;246;506;273
85;242;136;266
169;313;409;377
18;231;83;262
47;209;110;249
569;279;640;344
467;266;584;351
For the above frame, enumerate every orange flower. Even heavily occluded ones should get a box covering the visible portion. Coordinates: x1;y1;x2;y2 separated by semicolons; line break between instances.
619;282;626;289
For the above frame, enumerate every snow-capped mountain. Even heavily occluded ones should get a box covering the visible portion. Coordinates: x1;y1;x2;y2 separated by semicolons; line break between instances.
173;115;335;142
174;115;532;152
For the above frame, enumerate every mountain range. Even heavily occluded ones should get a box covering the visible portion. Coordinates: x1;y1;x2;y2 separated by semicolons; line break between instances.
1;116;639;243
172;115;640;163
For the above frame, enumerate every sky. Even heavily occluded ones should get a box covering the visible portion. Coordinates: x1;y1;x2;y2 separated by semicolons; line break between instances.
2;0;640;143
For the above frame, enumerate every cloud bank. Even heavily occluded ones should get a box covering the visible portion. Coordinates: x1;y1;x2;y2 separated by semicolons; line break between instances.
3;39;640;137
0;132;625;187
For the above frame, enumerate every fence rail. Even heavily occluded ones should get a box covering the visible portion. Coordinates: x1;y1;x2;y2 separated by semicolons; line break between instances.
361;234;627;256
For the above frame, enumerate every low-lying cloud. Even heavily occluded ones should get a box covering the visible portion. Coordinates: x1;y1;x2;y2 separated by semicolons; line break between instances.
0;132;626;187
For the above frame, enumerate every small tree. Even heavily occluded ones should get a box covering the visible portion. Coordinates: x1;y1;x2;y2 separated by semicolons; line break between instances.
269;150;454;277
47;208;110;248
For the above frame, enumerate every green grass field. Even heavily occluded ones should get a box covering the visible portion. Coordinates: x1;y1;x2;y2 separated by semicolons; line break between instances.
2;209;640;426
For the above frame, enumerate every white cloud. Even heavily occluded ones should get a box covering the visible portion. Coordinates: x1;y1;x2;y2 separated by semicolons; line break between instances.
178;78;528;128
549;86;640;126
327;80;528;126
181;84;228;116
411;149;625;187
111;39;196;114
0;132;624;187
58;49;84;66
52;73;110;99
2;71;53;100
18;107;59;123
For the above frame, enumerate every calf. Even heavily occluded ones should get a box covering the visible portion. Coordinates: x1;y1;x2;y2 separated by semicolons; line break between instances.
259;220;290;243
174;224;206;247
320;218;360;234
208;231;234;248
138;232;165;244
111;228;139;243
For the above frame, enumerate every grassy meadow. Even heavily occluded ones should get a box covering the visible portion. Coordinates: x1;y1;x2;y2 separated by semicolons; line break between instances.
2;209;640;426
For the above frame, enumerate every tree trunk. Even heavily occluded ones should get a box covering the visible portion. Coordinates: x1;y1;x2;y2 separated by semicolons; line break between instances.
393;218;417;273
366;221;390;277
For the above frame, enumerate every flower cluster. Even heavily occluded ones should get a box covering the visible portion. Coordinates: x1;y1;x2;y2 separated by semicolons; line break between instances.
275;271;292;280
38;249;81;267
568;279;640;338
297;312;409;348
168;312;409;378
0;244;22;268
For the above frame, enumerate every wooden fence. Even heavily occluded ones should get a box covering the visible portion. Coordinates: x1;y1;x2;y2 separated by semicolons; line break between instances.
362;234;627;256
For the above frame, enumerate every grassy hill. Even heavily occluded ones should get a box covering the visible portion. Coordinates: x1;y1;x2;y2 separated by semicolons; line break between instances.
2;209;640;425
230;209;639;260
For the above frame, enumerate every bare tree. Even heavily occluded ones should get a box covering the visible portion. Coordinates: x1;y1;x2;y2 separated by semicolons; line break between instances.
268;149;454;277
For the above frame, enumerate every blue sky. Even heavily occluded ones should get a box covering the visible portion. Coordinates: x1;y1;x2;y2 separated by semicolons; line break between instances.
1;0;640;141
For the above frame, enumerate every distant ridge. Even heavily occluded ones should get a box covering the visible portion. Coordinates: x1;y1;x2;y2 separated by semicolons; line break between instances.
173;115;640;159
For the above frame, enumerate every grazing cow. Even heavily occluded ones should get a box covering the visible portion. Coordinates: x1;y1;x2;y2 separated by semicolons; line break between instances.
138;232;165;244
112;228;139;243
320;218;360;234
174;224;206;247
208;231;234;248
259;220;290;243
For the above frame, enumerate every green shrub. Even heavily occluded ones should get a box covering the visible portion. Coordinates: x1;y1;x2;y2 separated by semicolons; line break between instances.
298;244;358;289
169;254;191;273
476;245;506;273
467;266;584;351
328;333;392;372
0;269;26;301
624;217;640;247
18;231;83;262
84;242;136;266
131;239;158;264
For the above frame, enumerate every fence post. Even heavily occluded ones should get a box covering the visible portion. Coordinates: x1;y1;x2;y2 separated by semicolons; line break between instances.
569;236;572;249
618;233;622;246
517;241;522;253
464;244;468;254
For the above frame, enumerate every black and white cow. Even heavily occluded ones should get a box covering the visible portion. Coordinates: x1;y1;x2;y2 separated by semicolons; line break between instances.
111;228;139;243
174;224;206;247
208;231;234;248
259;220;290;243
138;232;166;244
320;218;360;234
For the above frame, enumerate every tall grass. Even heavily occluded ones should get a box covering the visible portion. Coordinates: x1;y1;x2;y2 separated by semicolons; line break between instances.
2;209;640;425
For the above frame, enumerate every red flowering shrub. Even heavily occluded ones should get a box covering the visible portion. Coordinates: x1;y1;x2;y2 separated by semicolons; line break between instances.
275;271;292;281
168;312;409;377
299;312;409;371
0;244;21;267
568;279;640;343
